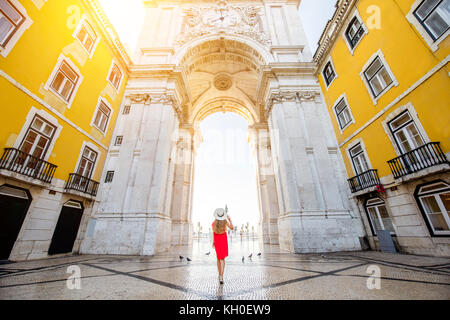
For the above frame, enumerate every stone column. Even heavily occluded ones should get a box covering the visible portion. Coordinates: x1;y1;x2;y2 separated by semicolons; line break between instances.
138;93;180;255
81;92;180;256
170;125;195;246
249;124;280;244
267;90;364;253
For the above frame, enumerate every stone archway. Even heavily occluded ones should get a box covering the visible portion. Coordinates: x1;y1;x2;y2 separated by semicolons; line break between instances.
80;0;365;257
168;36;280;247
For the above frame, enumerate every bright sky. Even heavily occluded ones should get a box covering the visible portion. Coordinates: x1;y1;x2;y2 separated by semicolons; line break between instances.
97;0;145;54
192;113;259;232
98;0;337;232
98;0;336;54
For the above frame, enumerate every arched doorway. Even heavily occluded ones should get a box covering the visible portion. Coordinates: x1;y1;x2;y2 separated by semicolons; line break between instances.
48;200;84;255
0;185;32;260
168;37;280;247
191;112;260;244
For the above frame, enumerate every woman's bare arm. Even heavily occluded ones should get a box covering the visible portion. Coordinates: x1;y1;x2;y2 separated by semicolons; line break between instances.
211;227;215;247
227;216;234;230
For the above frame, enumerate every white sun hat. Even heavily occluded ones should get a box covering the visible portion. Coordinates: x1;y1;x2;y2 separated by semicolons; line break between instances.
213;208;227;221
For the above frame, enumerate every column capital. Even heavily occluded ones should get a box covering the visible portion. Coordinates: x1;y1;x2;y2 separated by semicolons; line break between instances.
127;91;182;117
248;122;269;132
128;93;151;105
178;123;195;136
265;89;322;116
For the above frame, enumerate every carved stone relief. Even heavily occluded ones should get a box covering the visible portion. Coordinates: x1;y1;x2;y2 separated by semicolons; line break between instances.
175;0;271;47
213;73;233;91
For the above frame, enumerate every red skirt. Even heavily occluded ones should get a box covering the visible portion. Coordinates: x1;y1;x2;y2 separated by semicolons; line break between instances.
212;223;228;260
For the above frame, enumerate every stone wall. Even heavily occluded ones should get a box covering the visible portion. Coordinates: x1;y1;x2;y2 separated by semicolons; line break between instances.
267;91;365;253
81;94;180;256
359;171;450;257
1;175;94;261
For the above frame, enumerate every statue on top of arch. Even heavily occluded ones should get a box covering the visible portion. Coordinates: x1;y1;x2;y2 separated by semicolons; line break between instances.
174;0;272;47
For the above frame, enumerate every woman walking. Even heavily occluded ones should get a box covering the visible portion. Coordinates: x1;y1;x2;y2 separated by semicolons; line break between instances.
212;208;234;284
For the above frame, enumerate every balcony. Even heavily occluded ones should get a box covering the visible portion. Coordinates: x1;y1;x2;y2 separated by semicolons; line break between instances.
0;148;57;183
348;169;381;193
387;142;449;179
64;173;99;197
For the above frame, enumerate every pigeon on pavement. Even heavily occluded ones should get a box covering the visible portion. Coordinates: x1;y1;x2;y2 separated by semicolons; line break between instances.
242;256;245;263
186;257;191;262
257;253;261;257
248;253;253;258
179;255;184;260
206;252;210;255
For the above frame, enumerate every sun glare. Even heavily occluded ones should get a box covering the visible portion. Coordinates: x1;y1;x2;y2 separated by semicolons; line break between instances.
98;0;145;52
98;0;261;235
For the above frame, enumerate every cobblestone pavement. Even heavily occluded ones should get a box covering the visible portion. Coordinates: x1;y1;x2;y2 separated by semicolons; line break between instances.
0;237;449;300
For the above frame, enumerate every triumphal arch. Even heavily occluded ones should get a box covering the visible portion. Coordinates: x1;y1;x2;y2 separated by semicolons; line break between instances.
81;0;365;255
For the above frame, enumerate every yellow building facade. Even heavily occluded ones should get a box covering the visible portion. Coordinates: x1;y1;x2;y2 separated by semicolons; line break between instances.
315;0;450;256
0;0;130;260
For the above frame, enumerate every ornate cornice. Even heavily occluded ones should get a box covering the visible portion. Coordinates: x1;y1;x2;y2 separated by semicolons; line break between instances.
297;91;321;101
82;0;132;71
265;90;322;114
128;93;150;104
313;0;356;67
128;92;182;116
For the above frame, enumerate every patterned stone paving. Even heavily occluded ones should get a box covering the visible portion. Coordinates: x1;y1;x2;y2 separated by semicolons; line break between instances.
0;237;449;300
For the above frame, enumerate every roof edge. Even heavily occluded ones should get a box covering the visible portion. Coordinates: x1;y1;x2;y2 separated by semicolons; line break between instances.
81;0;133;72
313;0;356;67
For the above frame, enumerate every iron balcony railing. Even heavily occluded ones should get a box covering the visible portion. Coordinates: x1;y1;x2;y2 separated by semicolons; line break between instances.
0;148;57;183
65;173;99;196
387;142;449;179
348;169;381;193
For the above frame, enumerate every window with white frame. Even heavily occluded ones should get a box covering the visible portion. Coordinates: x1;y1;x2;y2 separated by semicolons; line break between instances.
365;198;396;236
363;56;394;98
0;0;24;47
334;98;353;130
416;181;450;236
49;60;80;102
75;19;97;54
108;63;122;90
345;16;365;49
388;111;425;154
18;115;56;160
92;100;111;133
76;146;97;179
349;143;370;175
413;0;450;41
323;62;336;86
